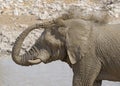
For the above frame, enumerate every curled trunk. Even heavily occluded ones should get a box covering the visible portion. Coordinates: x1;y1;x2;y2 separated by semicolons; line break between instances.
12;22;54;66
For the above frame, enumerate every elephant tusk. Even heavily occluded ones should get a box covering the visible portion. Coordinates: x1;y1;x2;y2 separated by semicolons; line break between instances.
28;59;42;64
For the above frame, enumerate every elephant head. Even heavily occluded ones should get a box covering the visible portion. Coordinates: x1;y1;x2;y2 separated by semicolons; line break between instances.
12;21;56;66
12;18;91;66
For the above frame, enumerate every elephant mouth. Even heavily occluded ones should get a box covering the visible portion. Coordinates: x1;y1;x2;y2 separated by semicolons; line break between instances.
27;49;50;64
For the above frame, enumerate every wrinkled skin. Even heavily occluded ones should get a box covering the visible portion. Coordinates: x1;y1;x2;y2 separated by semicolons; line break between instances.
12;18;120;86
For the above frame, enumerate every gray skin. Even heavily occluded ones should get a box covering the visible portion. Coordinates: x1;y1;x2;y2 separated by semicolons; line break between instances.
12;17;120;86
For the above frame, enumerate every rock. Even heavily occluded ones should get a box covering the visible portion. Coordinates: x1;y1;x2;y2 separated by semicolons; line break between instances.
18;0;23;3
5;0;11;2
38;11;50;19
13;8;19;16
18;24;28;28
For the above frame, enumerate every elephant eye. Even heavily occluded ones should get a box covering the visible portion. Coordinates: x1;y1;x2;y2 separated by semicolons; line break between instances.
58;27;67;36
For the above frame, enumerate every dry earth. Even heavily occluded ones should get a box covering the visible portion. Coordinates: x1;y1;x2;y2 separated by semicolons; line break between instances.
0;15;40;27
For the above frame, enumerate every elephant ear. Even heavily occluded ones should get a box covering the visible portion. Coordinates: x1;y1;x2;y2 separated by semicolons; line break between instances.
65;19;91;64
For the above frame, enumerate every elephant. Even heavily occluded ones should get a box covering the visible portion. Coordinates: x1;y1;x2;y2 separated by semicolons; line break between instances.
12;15;120;86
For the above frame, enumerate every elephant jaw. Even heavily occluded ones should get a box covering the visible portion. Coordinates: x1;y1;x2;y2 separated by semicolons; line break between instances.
28;49;50;64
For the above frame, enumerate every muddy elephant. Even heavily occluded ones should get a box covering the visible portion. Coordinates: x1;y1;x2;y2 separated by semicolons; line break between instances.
12;16;120;86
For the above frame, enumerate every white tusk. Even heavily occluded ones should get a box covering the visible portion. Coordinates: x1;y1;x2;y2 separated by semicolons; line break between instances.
28;59;41;64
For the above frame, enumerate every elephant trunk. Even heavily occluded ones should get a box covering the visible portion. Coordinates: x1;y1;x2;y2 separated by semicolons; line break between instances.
12;22;54;66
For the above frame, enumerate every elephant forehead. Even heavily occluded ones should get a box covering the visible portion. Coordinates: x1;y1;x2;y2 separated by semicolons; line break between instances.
44;31;62;45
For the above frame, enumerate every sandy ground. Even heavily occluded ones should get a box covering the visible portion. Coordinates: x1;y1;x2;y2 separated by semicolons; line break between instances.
0;15;41;27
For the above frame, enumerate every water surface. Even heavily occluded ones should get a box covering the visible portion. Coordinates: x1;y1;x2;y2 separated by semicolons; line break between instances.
0;55;120;86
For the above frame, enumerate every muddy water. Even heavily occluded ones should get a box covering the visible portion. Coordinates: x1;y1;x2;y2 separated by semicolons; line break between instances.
0;55;120;86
